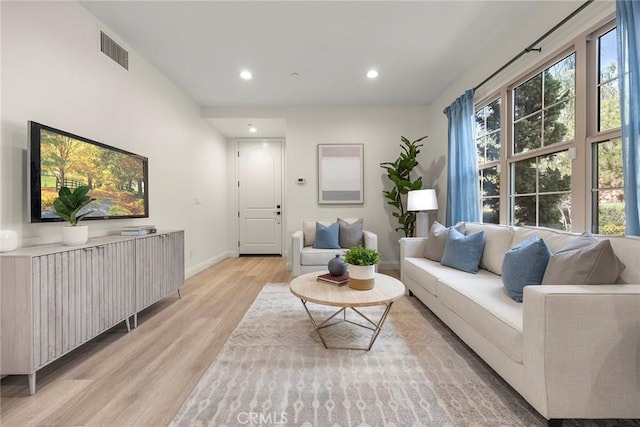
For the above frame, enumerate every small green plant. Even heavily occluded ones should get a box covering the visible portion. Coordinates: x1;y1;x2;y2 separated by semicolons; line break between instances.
53;186;96;226
343;246;380;266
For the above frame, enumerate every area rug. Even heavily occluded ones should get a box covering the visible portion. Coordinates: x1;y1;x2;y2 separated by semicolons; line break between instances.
170;283;634;427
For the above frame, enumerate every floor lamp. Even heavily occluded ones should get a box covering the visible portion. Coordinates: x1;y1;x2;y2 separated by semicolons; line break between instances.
407;189;438;237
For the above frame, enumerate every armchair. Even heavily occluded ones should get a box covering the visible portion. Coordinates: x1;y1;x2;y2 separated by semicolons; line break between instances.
291;218;378;277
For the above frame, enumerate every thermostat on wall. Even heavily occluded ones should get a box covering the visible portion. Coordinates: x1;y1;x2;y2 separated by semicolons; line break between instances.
297;178;306;185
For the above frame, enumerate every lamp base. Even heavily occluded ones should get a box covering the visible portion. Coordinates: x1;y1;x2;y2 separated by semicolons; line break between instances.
415;212;430;238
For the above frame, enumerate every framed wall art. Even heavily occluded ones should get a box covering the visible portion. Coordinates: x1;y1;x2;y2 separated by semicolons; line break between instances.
318;143;364;204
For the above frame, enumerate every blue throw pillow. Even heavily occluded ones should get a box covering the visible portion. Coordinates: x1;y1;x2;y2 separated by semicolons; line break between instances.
313;222;340;249
441;228;485;274
502;236;551;302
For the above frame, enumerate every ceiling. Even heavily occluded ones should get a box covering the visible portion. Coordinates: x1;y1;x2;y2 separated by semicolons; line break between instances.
81;1;540;136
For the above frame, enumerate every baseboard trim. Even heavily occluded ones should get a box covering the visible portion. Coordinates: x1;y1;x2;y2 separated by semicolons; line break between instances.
185;251;235;278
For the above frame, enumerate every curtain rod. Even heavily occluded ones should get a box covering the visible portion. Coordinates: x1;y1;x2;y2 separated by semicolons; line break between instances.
473;0;595;92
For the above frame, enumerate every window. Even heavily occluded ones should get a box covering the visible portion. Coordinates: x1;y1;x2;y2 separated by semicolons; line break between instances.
509;53;575;231
475;19;625;234
591;25;624;234
475;99;501;223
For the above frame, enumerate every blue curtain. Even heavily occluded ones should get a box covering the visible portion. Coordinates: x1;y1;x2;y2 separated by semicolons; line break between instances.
617;0;640;236
444;89;480;226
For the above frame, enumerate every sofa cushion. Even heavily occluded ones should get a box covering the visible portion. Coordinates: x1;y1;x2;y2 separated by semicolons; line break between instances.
513;226;580;253
303;219;334;246
501;236;551;302
300;247;346;266
313;222;340;249
424;221;465;262
403;257;458;296
441;229;485;274
465;223;516;275
338;217;364;248
542;239;625;285
437;275;524;363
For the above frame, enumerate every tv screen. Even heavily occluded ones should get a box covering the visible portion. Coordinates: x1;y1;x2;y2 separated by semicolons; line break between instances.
29;121;149;223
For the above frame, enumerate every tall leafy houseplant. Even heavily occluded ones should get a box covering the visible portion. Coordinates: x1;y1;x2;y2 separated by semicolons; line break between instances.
53;186;96;225
380;136;427;237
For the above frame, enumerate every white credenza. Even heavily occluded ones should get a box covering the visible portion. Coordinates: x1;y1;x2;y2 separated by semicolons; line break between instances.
0;230;184;394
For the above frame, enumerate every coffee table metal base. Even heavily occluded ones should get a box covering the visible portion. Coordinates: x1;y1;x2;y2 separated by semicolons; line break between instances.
298;299;394;351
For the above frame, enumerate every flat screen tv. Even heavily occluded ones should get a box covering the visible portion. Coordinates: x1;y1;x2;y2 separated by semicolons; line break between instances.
29;121;149;223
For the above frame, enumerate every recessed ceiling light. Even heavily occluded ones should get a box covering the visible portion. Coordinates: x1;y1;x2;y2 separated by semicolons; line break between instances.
367;69;379;79
248;125;257;133
240;70;252;80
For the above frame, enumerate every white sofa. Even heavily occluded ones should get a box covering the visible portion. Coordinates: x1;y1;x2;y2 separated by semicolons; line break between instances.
292;218;378;277
400;222;640;424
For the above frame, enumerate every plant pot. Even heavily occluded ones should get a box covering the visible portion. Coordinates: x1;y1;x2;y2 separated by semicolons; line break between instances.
62;225;88;246
348;264;376;290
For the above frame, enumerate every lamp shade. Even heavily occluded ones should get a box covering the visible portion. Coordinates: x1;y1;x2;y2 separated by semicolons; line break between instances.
407;189;438;211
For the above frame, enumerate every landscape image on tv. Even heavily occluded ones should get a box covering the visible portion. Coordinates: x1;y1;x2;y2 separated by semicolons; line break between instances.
38;127;147;220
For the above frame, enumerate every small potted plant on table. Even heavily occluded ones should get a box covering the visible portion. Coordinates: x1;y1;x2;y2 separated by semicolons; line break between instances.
344;246;380;290
53;185;96;245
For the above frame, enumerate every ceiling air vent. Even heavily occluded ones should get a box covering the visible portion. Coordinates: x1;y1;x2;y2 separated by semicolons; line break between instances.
100;31;128;70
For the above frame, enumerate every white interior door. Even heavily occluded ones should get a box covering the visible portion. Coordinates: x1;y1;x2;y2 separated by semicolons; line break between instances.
238;140;283;254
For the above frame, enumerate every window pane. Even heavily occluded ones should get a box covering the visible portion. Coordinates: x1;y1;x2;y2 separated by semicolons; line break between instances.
483;198;500;224
481;166;500;197
477;136;486;164
513;196;536;226
545;54;576;104
597;190;625;235
599;28;618;84
514;113;542;153
599;80;621;131
513;158;536;194
486;99;500;132
544;100;574;144
475;110;487;137
597;139;623;188
593;139;624;235
538;193;571;230
514;74;542;120
539;151;571;193
486;131;500;162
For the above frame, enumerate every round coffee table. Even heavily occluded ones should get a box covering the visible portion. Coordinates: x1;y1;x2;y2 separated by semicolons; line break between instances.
289;271;405;351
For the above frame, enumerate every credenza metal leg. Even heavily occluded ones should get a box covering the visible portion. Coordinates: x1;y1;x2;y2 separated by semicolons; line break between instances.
133;313;138;329
125;317;131;332
177;288;182;299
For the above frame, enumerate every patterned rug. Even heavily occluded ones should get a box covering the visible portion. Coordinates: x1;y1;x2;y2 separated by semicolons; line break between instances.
171;283;637;427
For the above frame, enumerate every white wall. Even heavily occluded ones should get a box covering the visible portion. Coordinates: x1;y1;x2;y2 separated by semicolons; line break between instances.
207;105;430;269
0;1;231;276
424;0;615;223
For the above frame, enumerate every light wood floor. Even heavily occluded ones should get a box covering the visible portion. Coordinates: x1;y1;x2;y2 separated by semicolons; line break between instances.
0;257;397;426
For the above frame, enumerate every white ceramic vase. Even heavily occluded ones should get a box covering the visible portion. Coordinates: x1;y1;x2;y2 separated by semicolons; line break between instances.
347;264;376;290
0;230;18;252
62;225;88;246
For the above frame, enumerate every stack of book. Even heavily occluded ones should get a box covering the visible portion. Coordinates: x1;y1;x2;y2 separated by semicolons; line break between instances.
120;225;157;236
317;272;349;286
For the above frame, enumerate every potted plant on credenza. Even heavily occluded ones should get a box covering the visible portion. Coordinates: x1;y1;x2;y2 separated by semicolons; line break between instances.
344;246;380;290
53;185;96;245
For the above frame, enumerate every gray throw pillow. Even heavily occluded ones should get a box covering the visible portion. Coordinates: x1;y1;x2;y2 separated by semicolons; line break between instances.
424;221;465;262
337;218;364;248
542;239;625;285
